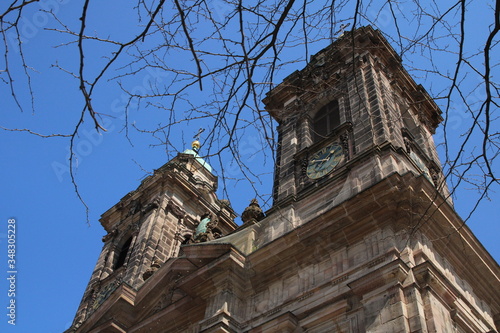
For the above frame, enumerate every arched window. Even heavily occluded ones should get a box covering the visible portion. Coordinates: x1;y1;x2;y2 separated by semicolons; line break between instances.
313;100;340;142
114;236;133;270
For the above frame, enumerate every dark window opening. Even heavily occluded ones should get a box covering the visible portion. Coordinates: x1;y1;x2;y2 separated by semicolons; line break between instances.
114;237;132;270
313;100;340;142
212;228;222;239
181;235;191;245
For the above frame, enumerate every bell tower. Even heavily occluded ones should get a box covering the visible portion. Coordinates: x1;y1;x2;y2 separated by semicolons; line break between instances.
70;141;237;330
265;26;447;207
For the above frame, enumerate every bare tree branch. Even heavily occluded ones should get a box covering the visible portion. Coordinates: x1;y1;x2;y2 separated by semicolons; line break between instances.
1;0;498;227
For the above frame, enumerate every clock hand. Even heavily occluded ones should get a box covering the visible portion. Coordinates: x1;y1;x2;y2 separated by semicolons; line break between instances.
314;148;340;170
319;150;336;163
320;147;341;162
315;157;330;170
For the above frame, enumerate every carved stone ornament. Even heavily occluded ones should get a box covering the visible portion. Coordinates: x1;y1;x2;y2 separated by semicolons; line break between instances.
401;128;414;154
166;200;186;220
142;195;161;215
153;290;174;314
191;176;213;193
176;226;194;242
219;199;231;207
127;199;142;217
300;155;309;177
403;135;412;153
102;229;117;242
430;167;439;187
152;287;187;314
143;259;162;281
241;199;265;224
123;221;141;235
340;132;351;160
191;212;220;243
89;278;121;314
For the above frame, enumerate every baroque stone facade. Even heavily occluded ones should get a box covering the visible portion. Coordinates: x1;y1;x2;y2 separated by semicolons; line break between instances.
66;26;499;333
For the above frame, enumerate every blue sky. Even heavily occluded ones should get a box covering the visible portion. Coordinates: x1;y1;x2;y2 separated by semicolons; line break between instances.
0;1;498;332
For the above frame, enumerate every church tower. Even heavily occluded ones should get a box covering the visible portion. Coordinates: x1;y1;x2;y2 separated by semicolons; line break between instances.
67;26;499;333
69;142;238;330
267;26;446;207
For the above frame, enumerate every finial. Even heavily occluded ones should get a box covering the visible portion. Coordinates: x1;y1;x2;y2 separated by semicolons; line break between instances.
192;140;201;151
241;198;265;224
192;128;205;152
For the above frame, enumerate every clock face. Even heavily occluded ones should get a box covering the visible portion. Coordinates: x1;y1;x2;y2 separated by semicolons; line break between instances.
307;144;344;179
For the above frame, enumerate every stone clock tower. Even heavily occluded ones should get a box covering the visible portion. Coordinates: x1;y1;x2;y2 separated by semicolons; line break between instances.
266;28;446;207
67;26;499;333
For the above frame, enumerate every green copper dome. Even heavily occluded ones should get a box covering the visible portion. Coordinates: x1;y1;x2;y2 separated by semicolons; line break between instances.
183;141;213;173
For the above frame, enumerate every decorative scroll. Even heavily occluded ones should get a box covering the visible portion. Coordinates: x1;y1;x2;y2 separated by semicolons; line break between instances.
142;195;161;215
166;200;186;220
102;229;117;243
340;132;351;160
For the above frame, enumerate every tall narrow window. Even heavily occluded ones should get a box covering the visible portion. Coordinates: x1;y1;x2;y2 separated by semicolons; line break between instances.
313;100;340;142
114;236;132;269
